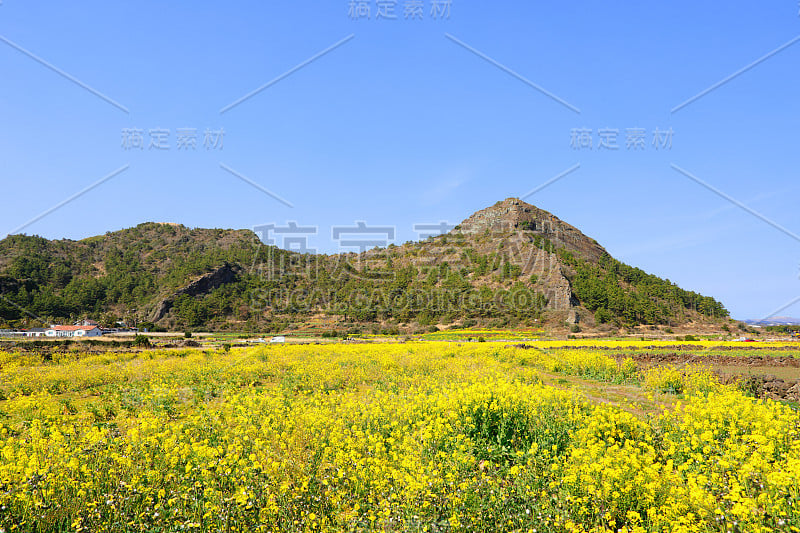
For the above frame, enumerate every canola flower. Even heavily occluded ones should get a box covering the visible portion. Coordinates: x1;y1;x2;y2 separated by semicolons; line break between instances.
0;343;798;532
450;339;799;350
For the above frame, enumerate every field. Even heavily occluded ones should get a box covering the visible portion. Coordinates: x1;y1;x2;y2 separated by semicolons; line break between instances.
417;330;544;342
1;341;799;532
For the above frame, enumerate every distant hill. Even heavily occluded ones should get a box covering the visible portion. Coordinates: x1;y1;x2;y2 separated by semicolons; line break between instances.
744;317;800;326
0;199;728;332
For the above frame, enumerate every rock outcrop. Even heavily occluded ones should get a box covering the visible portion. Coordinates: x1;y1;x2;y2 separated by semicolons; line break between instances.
457;198;607;263
151;263;241;321
450;198;606;311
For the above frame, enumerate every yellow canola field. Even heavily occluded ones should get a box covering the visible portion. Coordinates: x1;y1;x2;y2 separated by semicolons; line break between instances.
0;343;798;532
448;339;799;349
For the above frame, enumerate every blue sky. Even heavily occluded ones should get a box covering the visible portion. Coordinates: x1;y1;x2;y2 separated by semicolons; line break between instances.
1;1;799;320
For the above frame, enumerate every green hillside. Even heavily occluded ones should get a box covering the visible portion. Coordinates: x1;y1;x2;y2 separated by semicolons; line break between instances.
0;200;727;332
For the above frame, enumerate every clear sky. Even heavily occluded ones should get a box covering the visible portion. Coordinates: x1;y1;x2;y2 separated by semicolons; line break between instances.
1;1;799;320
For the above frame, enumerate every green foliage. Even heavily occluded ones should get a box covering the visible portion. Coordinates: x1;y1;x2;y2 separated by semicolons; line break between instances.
594;308;613;325
763;325;799;334
132;335;151;348
563;251;728;325
137;321;167;333
0;225;257;327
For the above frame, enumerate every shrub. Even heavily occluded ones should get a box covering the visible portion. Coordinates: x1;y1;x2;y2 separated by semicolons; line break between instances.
132;334;151;348
594;308;612;324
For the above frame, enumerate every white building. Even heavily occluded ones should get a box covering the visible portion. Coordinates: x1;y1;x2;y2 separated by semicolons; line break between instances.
45;325;103;338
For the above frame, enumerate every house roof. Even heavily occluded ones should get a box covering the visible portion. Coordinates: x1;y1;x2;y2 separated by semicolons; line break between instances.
51;325;99;331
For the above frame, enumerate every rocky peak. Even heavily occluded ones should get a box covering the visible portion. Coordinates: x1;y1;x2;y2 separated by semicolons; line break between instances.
457;198;543;234
455;198;607;263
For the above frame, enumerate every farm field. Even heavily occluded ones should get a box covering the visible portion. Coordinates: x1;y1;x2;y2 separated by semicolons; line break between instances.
1;342;799;532
417;330;544;342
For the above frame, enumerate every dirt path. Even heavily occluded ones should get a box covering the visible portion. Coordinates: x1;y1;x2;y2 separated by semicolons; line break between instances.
538;371;678;418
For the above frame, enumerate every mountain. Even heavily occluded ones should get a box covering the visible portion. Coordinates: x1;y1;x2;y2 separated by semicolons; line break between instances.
0;199;728;332
0;223;262;329
744;317;800;326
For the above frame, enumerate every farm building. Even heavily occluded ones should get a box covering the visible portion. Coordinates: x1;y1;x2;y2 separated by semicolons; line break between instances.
45;325;103;338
